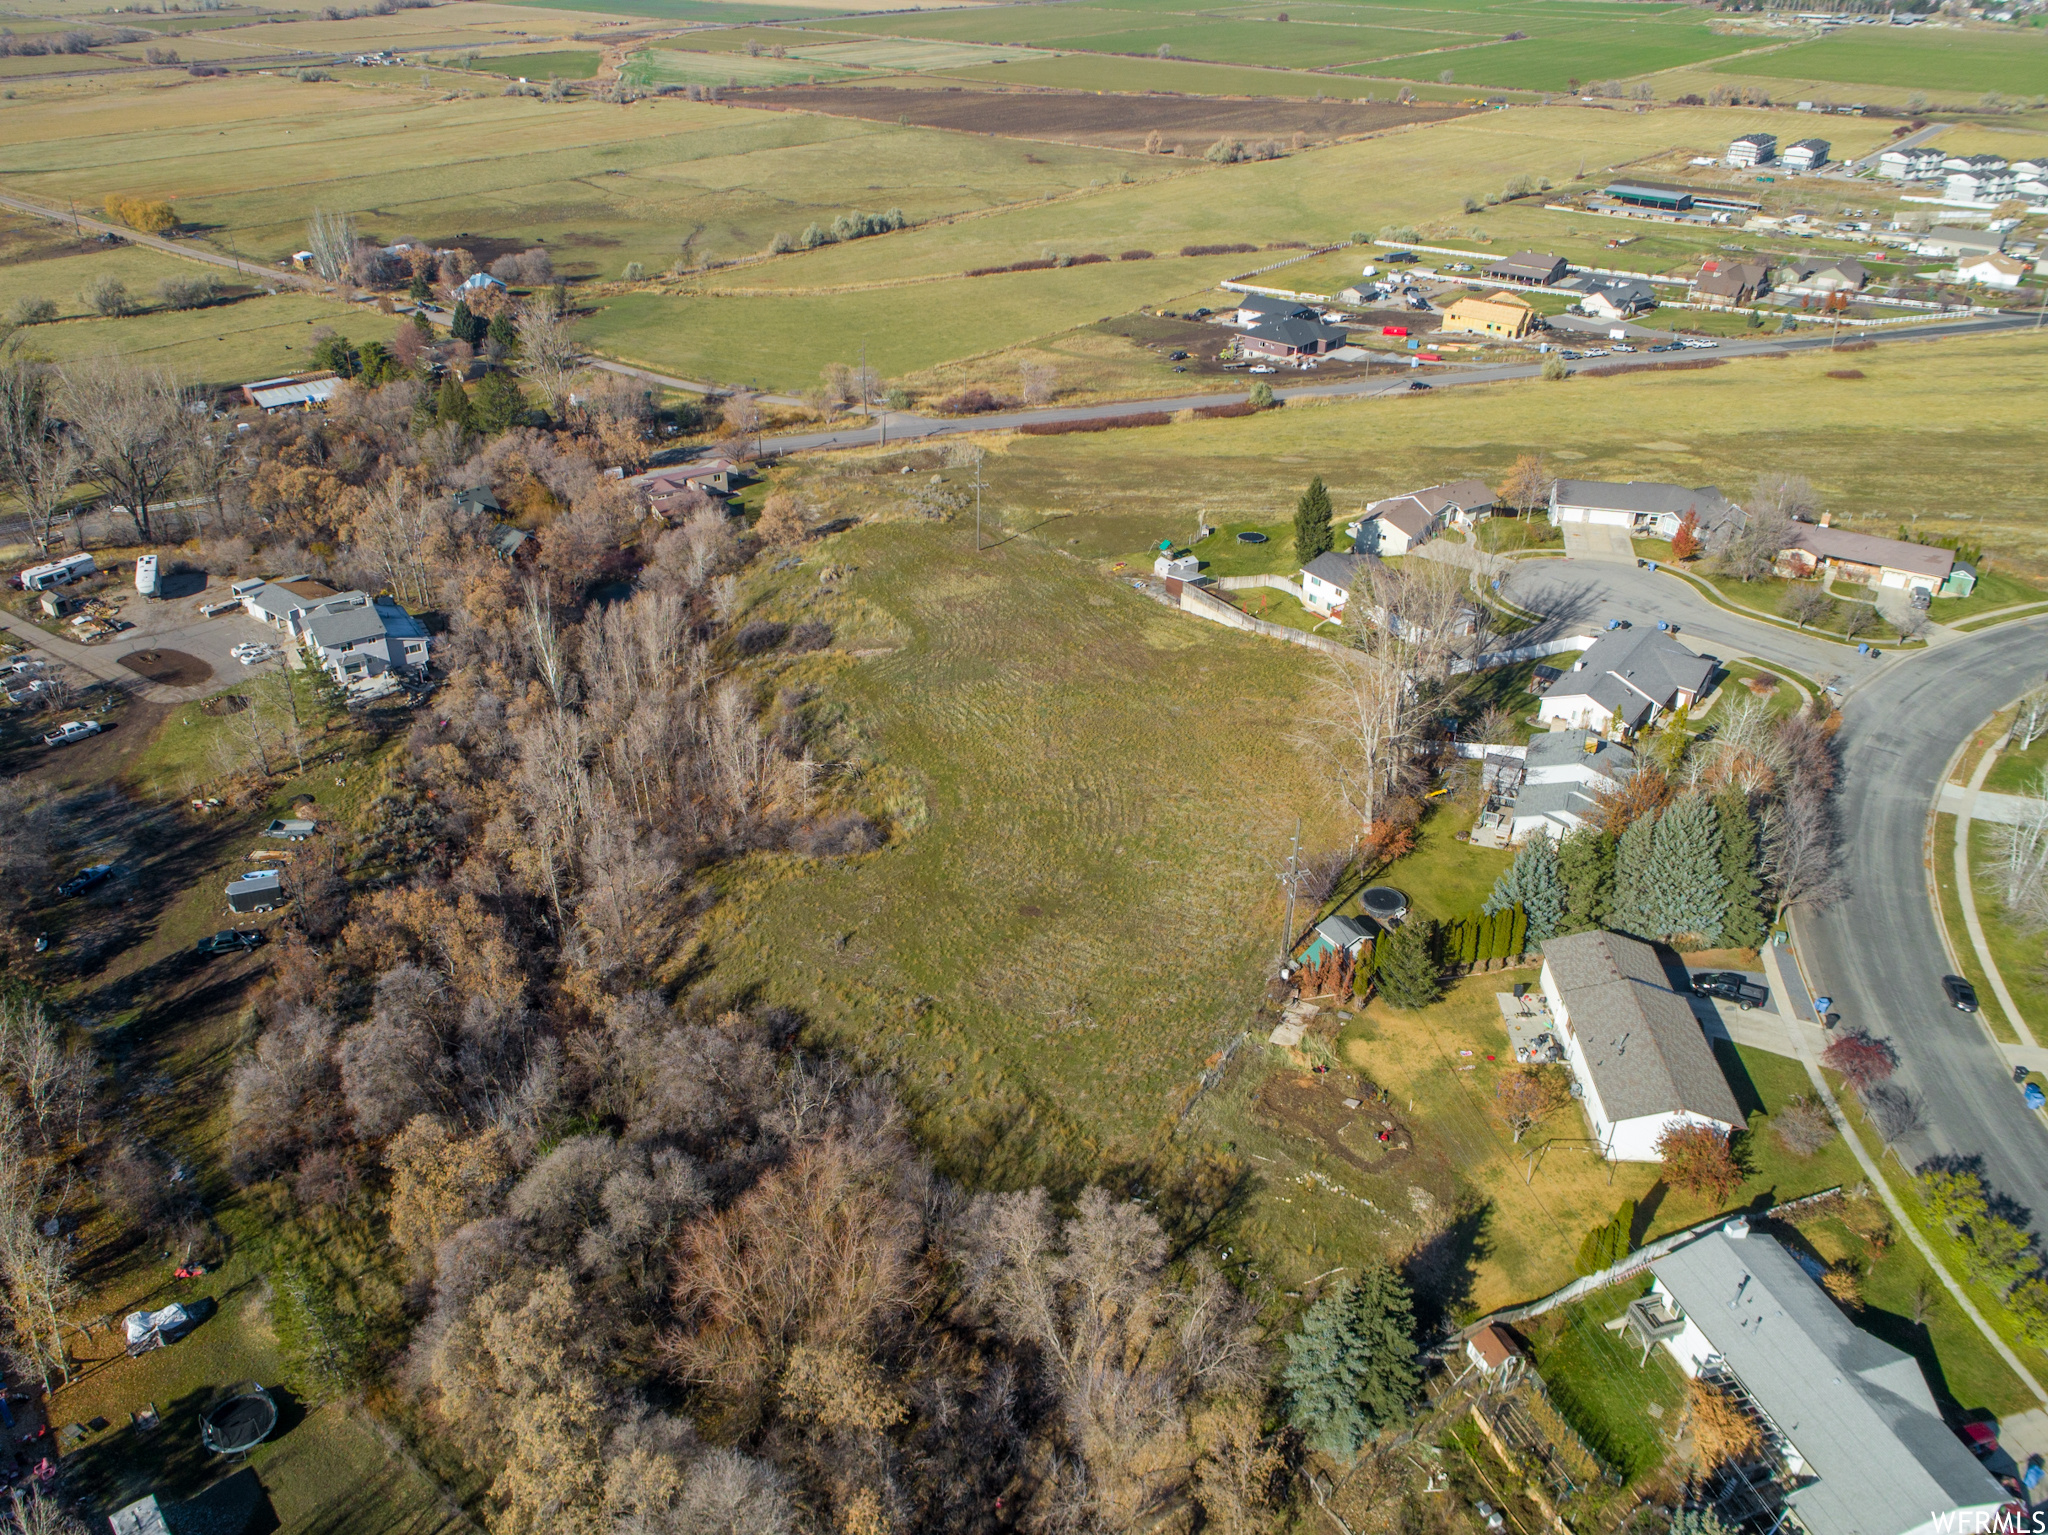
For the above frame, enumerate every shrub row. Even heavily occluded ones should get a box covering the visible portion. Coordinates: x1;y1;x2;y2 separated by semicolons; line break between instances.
965;259;1056;277
1118;249;1154;261
1578;357;1726;378
932;387;1012;415
1017;411;1171;437
1179;243;1256;257
1190;401;1256;419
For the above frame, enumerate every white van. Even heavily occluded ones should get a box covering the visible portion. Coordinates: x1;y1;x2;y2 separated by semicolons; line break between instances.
19;552;95;591
135;554;159;599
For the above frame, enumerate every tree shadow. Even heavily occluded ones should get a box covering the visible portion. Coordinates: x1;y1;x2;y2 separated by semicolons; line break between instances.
1630;1182;1667;1247
1400;1198;1491;1339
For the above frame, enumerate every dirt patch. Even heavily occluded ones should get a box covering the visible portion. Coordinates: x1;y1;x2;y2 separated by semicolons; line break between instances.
734;85;1469;151
1256;1068;1414;1177
200;694;247;716
117;649;214;688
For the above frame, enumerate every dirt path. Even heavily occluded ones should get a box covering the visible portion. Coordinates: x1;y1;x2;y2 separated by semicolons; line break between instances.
0;190;322;293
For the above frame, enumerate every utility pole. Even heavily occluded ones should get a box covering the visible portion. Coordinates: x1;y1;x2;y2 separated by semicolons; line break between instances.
973;447;984;551
859;338;869;427
1278;818;1305;962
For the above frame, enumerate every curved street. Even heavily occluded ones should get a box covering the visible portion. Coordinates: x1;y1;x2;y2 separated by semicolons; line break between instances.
1508;554;2048;1234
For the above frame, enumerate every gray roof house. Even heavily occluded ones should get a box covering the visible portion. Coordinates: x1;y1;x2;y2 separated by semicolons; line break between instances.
1645;1224;2009;1535
1231;292;1321;326
1350;496;1438;556
1539;930;1740;1160
1781;255;1868;294
1565;274;1659;319
1486;251;1568;286
1299;550;1364;617
1240;314;1348;358
235;575;351;635
1548;480;1740;541
299;593;431;682
1537;629;1716;735
1506;731;1635;842
1779;522;1954;595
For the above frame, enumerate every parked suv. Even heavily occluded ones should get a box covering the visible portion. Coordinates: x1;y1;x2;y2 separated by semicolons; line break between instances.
1691;971;1768;1011
194;929;264;958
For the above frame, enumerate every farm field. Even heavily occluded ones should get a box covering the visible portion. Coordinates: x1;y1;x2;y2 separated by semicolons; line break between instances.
620;45;862;84
0;75;1175;273
0;216;268;323
1709;26;2048;96
1367;27;1775;89
7;293;371;386
1022;19;1472;67
506;0;958;18
936;51;1511;99
737;84;1463;150
790;37;1052;68
457;48;603;77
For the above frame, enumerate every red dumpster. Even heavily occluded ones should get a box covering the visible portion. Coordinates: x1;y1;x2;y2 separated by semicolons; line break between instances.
1382;326;1408;337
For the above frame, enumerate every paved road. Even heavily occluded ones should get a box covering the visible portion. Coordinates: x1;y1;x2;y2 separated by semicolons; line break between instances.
1793;618;2048;1229
751;312;2043;457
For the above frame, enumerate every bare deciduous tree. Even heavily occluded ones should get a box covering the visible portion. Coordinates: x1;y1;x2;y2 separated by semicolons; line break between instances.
62;360;190;543
2014;688;2048;752
0;346;79;554
305;207;358;284
514;301;579;414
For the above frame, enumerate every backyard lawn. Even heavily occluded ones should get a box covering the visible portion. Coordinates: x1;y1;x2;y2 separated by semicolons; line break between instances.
1930;566;2048;627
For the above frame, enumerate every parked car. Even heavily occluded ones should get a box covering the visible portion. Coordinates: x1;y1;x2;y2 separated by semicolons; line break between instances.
194;929;264;957
1942;975;1979;1012
56;864;114;899
1167;350;1189;361
1691;971;1768;1010
42;721;101;747
1248;365;1276;374
1407;381;1432;391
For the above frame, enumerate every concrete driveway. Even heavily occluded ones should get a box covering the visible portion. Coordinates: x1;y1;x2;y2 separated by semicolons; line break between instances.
0;575;288;706
1559;522;1634;560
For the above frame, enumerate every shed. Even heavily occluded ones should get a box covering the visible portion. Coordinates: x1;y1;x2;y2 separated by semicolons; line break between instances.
226;870;284;915
1300;914;1374;965
1465;1323;1523;1378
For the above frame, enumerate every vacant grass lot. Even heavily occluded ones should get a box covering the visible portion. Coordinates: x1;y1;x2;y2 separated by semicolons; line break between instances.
1968;818;2048;1047
1713;27;2048;96
0;216;264;323
0;75;1173;274
621;46;860;84
1370;27;1773;89
939;52;1527;99
457;47;602;77
9;294;374;387
1028;18;1469;67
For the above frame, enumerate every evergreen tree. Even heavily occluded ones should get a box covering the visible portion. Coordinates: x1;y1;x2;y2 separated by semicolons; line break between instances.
411;310;434;342
449;299;476;345
1646;794;1726;944
1575;1197;1638;1275
1556;825;1615;935
1373;918;1441;1009
1507;905;1527;957
1716;789;1767;950
408;270;432;303
472;371;526;434
1609;812;1658;939
1485;836;1564;943
1282;1264;1420;1459
488;311;518;351
1294;475;1334;563
435;374;476;433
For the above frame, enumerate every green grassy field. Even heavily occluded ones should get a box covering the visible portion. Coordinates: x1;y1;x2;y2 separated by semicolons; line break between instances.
8;293;375;386
792;36;1071;67
0;75;1175;274
455;48;602;77
1968;818;2048;1047
507;0;923;17
1713;26;2048;96
1371;26;1773;88
937;51;1511;98
620;45;860;84
0;215;266;323
1028;18;1465;67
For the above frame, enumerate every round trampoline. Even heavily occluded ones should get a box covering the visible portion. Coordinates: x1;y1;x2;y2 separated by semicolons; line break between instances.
201;1385;277;1455
1235;531;1268;544
1359;887;1410;925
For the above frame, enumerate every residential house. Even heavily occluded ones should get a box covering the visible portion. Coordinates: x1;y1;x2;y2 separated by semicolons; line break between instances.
234;576;346;635
2015;158;2048;180
1776;518;1955;595
1439;290;1535;339
455;272;508;296
1781;137;1830;172
451;485;502;518
1690;258;1770;306
1725;131;1776;167
1535;628;1716;735
1299;914;1374;967
1642;1223;2010;1535
1877;146;1944;180
1957;253;2027;289
1239;315;1348;359
1548;480;1740;541
1504;730;1636;843
1230;292;1321;328
239;373;342;412
1485;251;1568;286
1539;930;1740;1161
1945;167;2016;203
1565;274;1658;320
300;592;432;682
1350;496;1439;556
1298;550;1363;617
490;525;535;563
1779;255;1868;295
1913;226;2004;259
1347;478;1496;541
1942;152;2008;174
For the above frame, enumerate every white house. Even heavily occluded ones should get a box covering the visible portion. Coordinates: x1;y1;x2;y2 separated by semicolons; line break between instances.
300;593;432;682
1569;275;1658;321
1957;253;2027;289
1298;550;1363;618
455;272;508;296
1346;478;1494;550
1781;137;1829;172
1725;132;1775;167
1945;168;2016;203
1548;479;1740;542
234;575;349;635
1539;930;1740;1162
1877;146;1943;180
1505;731;1636;843
1536;628;1716;736
1640;1224;2010;1535
1349;496;1438;556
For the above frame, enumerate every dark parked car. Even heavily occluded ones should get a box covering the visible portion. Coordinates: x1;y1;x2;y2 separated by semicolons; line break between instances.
1167;350;1189;361
1691;971;1768;1010
1407;381;1432;391
1943;975;1979;1012
194;929;264;957
55;864;114;900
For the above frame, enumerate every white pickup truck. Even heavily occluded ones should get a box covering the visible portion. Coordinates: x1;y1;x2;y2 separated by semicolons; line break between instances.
42;721;102;747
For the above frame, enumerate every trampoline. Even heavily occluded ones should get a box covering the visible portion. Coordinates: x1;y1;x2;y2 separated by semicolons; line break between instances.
201;1385;277;1455
1235;531;1268;544
1359;887;1409;925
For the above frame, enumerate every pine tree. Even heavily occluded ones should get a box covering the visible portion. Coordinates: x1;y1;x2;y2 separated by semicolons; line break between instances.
1485;835;1563;943
1373;918;1441;1009
1294;475;1334;563
1556;825;1615;934
1508;905;1527;957
1609;812;1658;939
436;374;477;432
472;371;526;434
1646;794;1726;944
449;298;477;345
1282;1264;1420;1459
1716;789;1767;950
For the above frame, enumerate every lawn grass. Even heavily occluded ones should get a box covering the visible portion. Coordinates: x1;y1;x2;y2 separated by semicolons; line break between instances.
1713;26;2048;96
1521;1278;1687;1483
1967;817;2048;1047
1985;731;2048;796
1929;566;2048;627
507;0;884;18
1188;520;1303;578
1698;661;1805;724
1477;516;1561;554
1031;18;1473;68
1932;813;2022;1049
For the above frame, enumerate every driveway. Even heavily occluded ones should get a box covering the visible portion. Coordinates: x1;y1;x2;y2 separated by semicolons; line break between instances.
1559;522;1634;560
1;576;288;707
